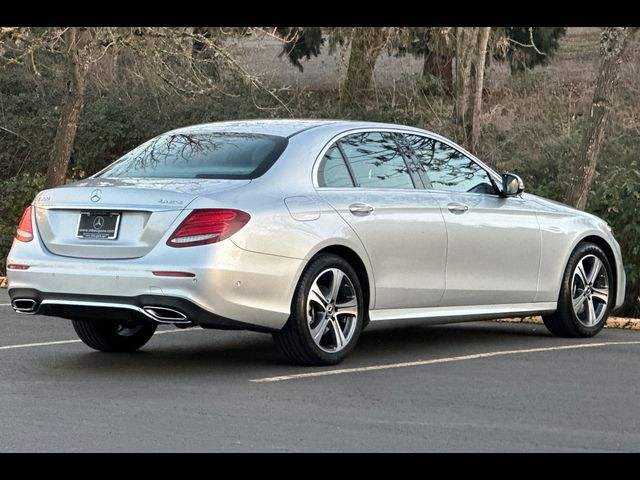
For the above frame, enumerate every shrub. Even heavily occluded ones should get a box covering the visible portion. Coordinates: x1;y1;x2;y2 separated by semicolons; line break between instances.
589;132;640;317
0;64;638;318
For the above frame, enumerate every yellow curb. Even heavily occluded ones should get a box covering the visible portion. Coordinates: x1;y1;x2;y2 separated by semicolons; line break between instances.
495;315;640;330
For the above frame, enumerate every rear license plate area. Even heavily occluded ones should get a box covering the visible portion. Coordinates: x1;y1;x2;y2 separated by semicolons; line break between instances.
76;212;121;240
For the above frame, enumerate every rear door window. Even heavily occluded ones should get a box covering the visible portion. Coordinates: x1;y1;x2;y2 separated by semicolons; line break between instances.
338;132;415;189
317;145;355;187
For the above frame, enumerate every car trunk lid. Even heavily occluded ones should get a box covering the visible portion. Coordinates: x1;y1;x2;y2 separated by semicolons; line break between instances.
33;177;249;259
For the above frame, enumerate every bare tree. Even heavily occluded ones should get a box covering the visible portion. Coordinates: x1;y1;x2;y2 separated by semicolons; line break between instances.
391;27;455;94
566;27;634;210
0;27;111;188
471;27;491;152
1;27;287;188
340;27;391;107
454;27;479;140
421;32;455;94
271;26;398;106
45;28;91;188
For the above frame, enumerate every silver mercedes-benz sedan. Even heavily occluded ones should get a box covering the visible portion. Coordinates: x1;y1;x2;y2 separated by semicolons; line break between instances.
6;120;625;365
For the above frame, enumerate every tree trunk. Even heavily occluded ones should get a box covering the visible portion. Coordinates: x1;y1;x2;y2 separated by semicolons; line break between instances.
470;27;491;152
565;27;631;210
454;27;478;141
340;27;388;107
422;49;454;94
45;28;89;189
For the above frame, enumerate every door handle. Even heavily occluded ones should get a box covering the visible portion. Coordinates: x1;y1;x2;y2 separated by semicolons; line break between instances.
349;203;374;216
447;203;469;214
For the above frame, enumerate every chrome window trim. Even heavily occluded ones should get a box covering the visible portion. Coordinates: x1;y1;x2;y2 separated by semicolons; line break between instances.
312;127;424;189
314;128;420;191
316;143;356;188
312;126;503;192
397;132;504;197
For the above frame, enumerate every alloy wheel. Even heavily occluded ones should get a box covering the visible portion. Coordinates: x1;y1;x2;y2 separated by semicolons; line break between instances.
571;254;609;327
306;268;359;353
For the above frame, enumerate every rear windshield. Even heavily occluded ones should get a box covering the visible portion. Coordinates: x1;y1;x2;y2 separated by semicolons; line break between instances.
96;132;288;179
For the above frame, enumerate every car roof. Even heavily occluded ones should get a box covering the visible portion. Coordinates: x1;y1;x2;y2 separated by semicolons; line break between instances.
168;119;436;139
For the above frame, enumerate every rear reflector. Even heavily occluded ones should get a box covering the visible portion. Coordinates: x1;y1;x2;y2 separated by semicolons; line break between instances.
7;264;30;270
15;205;33;242
152;271;196;278
167;209;250;248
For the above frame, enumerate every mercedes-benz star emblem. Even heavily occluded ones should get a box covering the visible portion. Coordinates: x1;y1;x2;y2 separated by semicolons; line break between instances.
93;216;105;230
90;189;102;203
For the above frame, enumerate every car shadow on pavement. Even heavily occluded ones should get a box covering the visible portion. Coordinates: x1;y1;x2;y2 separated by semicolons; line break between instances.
353;322;553;358
46;322;555;380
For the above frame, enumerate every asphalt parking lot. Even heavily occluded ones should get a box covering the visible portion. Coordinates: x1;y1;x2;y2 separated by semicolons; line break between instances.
1;289;639;452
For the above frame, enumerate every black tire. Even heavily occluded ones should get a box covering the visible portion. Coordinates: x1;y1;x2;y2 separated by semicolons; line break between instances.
543;242;613;338
273;253;365;366
72;319;157;352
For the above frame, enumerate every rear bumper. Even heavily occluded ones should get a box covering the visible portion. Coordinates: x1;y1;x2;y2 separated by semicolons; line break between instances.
7;237;306;331
8;288;275;332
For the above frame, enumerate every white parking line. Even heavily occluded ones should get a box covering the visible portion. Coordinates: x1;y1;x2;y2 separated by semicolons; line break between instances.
0;339;81;350
0;327;200;351
250;340;640;383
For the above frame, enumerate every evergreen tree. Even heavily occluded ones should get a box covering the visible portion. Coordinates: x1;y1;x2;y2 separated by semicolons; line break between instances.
274;27;391;106
504;27;567;73
394;27;454;95
275;27;324;72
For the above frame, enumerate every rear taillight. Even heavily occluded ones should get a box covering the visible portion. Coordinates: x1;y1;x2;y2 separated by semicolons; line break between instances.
166;209;250;248
15;206;33;243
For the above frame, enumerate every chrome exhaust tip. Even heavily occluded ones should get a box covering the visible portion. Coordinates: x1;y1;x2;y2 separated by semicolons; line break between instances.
12;298;38;314
143;306;190;324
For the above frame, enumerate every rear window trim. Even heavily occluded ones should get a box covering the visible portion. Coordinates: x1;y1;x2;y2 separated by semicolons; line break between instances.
317;143;357;188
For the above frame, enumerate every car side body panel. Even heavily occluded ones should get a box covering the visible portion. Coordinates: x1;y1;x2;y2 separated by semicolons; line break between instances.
529;194;626;309
430;191;542;306
6;120;625;332
317;187;447;309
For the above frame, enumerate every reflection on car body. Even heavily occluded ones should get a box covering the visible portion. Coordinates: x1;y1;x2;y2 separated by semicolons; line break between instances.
7;120;625;365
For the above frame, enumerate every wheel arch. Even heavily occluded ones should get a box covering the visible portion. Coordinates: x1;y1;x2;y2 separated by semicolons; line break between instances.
559;233;618;307
313;244;372;314
577;235;618;304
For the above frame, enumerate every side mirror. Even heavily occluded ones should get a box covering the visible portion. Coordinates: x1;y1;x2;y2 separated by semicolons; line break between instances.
501;173;524;197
